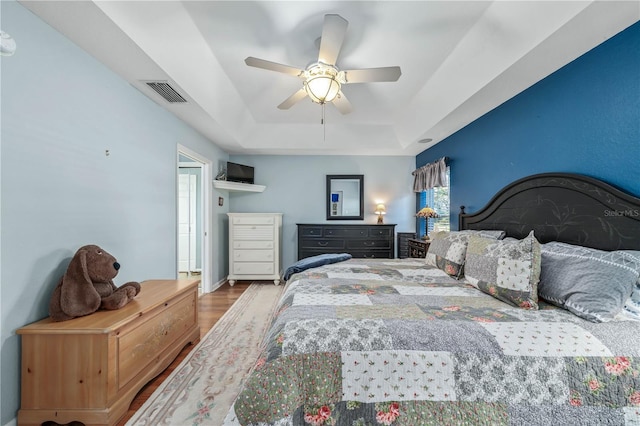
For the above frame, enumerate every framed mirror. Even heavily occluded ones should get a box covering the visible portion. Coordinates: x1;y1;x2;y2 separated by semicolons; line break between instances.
326;175;364;220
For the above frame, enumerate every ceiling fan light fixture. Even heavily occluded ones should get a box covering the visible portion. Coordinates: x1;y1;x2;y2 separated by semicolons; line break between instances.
304;62;341;104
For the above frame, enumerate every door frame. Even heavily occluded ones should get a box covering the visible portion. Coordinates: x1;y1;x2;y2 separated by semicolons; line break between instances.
177;144;212;293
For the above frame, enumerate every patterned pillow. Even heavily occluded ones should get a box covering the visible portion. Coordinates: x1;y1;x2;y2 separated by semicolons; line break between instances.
538;243;640;322
457;229;506;240
425;231;468;278
464;230;541;309
621;251;640;321
425;230;506;279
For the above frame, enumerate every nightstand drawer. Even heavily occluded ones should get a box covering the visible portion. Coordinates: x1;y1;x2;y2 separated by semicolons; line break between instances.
408;239;430;258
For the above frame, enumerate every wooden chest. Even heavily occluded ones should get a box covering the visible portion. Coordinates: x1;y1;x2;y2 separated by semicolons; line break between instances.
17;279;200;426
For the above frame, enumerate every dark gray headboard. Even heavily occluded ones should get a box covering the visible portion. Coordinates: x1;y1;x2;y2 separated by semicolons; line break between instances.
459;173;640;251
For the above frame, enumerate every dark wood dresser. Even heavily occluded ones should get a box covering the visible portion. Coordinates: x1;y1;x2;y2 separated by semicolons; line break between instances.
397;232;416;258
297;224;396;260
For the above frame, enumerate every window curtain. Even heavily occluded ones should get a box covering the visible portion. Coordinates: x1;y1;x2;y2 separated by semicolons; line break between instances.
412;157;448;192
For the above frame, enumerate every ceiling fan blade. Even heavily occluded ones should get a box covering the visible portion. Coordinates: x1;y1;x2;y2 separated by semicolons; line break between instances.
318;14;348;66
245;57;303;77
278;88;308;110
332;91;353;114
343;66;402;83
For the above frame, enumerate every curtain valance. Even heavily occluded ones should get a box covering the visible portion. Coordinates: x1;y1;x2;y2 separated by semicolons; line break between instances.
412;157;448;192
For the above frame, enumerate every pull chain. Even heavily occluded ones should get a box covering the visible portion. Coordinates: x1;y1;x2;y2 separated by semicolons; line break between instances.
321;103;326;142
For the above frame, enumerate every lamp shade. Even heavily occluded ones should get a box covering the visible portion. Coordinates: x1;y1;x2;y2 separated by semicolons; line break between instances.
303;62;341;104
374;203;386;214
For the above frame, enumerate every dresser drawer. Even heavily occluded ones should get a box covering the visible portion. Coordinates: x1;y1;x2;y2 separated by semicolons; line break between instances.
348;239;391;249
232;225;274;240
324;227;368;238
232;216;275;225
234;249;275;262
233;240;274;250
300;238;345;249
300;227;323;237
233;262;275;275
369;227;392;238
350;250;393;259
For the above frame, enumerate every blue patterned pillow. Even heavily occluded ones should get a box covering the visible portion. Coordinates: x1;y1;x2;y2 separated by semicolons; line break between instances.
539;243;640;322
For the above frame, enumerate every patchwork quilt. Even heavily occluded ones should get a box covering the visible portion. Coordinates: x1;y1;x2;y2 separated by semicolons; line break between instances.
228;259;640;425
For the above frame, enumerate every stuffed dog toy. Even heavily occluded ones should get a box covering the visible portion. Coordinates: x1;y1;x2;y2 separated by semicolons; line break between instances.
49;244;141;322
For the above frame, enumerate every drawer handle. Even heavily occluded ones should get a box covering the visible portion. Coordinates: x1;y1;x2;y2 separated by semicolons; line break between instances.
309;230;315;234
363;241;375;247
317;241;329;247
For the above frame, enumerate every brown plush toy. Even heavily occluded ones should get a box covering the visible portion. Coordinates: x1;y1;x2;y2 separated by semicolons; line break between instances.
49;244;141;322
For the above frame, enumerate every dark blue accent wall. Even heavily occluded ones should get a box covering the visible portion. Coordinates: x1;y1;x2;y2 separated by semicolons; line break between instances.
416;21;640;230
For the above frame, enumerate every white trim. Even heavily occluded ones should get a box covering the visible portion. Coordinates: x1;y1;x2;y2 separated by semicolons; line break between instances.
177;144;213;293
206;277;228;293
178;161;203;168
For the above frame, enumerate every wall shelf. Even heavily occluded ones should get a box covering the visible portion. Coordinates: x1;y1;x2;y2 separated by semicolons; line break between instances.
213;180;265;193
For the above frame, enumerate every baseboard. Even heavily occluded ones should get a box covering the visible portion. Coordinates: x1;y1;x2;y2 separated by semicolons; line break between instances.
207;277;227;293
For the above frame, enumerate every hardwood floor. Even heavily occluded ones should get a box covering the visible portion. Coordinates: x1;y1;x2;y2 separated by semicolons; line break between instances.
117;281;251;425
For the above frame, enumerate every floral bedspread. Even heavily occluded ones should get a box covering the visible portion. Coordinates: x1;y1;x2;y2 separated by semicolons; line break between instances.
228;259;640;425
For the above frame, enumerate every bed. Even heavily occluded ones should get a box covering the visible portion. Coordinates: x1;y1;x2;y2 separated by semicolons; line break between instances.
227;173;640;426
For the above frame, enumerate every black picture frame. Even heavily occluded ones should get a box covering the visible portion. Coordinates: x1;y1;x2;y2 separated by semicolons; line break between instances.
326;175;364;220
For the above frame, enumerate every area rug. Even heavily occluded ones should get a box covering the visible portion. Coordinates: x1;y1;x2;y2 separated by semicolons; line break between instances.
126;283;285;426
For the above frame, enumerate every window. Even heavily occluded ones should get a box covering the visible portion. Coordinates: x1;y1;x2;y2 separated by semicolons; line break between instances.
418;167;450;237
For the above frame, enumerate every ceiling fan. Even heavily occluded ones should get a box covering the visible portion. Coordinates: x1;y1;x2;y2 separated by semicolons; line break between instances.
245;14;401;114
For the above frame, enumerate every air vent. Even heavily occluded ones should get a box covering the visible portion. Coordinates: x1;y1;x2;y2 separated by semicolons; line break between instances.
144;81;187;103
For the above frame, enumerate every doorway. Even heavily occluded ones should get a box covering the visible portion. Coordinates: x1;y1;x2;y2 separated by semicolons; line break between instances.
177;145;212;293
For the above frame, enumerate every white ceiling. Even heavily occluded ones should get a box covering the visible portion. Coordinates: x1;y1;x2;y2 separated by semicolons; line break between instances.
20;1;639;156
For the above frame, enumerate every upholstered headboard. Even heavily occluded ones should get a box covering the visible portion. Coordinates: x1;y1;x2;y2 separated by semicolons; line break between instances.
459;173;640;251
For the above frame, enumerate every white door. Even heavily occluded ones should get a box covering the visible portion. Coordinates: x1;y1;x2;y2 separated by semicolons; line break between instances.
178;172;198;274
177;145;212;293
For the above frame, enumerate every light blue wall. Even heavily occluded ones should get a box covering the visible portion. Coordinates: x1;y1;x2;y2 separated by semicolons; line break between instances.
416;21;640;229
228;155;416;269
0;2;228;423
